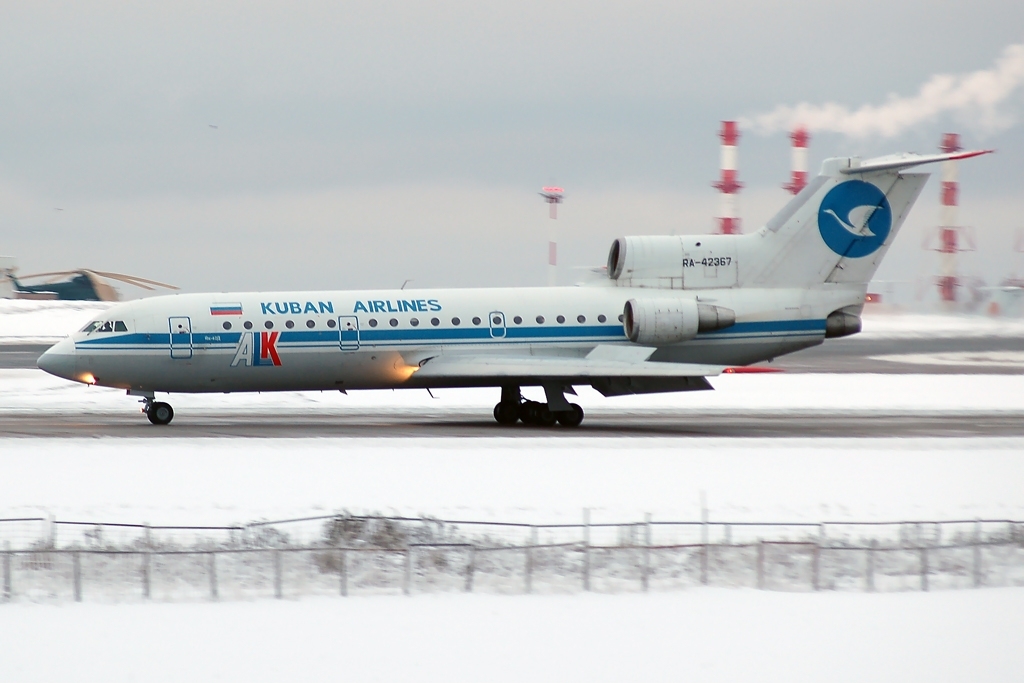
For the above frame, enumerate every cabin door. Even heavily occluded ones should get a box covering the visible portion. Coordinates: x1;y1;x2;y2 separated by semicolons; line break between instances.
168;316;193;359
488;311;507;339
338;316;360;351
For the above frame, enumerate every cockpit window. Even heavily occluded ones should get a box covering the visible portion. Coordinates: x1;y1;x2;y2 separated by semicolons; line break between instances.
81;320;128;334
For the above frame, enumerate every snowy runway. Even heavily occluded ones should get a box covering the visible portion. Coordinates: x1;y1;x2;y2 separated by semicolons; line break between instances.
2;590;1023;683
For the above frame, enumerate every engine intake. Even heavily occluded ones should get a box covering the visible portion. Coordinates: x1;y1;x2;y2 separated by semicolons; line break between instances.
623;298;736;345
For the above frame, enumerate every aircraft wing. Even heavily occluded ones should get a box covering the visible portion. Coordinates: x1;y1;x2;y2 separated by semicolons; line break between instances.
413;355;725;379
409;347;725;396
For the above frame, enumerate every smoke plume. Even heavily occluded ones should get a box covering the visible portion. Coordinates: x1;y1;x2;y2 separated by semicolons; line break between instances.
743;43;1024;138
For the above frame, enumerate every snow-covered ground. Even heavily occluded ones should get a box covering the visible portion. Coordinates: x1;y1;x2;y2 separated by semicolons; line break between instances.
4;368;1024;416
2;590;1022;683
0;299;113;343
4;298;1024;343
3;436;1023;530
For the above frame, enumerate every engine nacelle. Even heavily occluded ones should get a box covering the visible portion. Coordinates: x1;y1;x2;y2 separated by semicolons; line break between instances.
825;309;862;338
623;298;736;345
607;235;739;289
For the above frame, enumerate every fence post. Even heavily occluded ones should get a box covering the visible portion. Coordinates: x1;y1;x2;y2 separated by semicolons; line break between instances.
339;549;348;597
403;548;412;596
973;520;982;588
582;509;590;592
723;523;731;546
209;552;218;600
48;513;56;548
812;543;821;591
700;492;709;586
526;526;536;594
920;547;929;592
142;552;151;599
73;551;82;602
641;513;651;593
866;541;876;592
756;542;765;590
3;541;11;601
464;546;475;593
274;549;283;599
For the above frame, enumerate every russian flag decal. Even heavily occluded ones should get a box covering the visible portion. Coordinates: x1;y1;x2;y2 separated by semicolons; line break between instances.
210;303;243;316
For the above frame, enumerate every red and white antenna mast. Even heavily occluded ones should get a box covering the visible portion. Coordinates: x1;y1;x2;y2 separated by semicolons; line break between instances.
712;121;742;234
540;186;564;286
783;126;810;195
933;133;974;306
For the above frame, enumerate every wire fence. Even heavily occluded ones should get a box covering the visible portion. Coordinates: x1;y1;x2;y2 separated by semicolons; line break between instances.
3;513;1024;603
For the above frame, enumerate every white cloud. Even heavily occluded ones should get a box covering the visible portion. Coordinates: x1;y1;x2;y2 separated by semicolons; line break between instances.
743;43;1024;138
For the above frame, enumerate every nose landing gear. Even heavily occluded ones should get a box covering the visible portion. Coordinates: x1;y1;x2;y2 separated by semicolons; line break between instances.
139;396;174;425
492;385;584;428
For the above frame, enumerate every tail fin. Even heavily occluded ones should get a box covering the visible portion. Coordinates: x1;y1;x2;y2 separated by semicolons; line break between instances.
746;150;992;287
0;257;17;299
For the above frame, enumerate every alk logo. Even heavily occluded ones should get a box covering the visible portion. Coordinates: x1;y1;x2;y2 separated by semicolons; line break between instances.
817;180;892;258
230;331;282;367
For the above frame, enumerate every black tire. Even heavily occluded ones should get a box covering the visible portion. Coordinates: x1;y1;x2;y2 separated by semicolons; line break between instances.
493;402;519;425
556;404;585;427
147;402;174;426
519;401;541;425
536;404;557;427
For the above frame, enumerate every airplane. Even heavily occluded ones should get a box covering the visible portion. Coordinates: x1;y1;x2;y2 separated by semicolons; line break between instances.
37;149;991;426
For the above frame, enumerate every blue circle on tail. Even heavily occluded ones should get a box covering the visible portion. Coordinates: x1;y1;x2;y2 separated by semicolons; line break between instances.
817;180;892;258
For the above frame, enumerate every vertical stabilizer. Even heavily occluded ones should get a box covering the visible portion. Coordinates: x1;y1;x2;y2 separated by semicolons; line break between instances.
0;257;16;299
745;151;990;288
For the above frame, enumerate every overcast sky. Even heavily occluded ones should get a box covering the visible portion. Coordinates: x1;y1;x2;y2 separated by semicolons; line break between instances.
2;1;1022;296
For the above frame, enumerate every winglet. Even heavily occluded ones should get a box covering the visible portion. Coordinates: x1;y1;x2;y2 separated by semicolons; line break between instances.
840;149;994;175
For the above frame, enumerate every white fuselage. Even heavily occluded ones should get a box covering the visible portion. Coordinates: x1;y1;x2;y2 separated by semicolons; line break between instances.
39;283;855;394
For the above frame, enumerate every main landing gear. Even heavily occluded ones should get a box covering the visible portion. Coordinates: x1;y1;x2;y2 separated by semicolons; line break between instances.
492;384;584;428
139;395;174;426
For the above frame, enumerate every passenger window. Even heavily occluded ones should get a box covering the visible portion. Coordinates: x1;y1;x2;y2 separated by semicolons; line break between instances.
306;320;315;328
410;318;420;327
431;318;440;326
556;315;565;324
244;321;253;330
264;321;274;330
618;314;624;323
223;322;232;330
536;315;545;324
368;319;378;328
327;319;337;328
285;320;295;329
451;317;461;326
472;317;481;325
598;315;607;323
389;318;398;327
576;315;586;324
513;316;522;324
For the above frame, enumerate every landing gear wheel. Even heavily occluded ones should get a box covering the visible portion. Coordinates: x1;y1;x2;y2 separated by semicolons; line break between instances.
147;401;174;426
519;401;541;425
556;404;585;427
493;402;520;425
536;403;557;427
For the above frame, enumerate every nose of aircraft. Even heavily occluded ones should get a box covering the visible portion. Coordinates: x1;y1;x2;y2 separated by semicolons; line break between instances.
37;337;78;381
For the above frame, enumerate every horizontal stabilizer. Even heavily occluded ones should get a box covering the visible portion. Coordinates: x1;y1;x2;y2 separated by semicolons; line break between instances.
840;149;993;175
